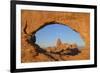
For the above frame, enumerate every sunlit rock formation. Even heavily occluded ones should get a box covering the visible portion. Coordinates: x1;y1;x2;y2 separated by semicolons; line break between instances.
21;10;90;62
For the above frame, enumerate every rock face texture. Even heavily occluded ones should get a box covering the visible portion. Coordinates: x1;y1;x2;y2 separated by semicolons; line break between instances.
21;10;90;63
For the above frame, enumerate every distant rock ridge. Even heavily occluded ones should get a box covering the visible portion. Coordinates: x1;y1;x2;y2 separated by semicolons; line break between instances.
45;38;80;55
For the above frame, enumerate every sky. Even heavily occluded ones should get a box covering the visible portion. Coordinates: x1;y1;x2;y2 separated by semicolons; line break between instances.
35;24;85;48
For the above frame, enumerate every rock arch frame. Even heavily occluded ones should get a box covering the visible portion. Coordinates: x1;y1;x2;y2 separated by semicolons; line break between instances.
21;10;90;62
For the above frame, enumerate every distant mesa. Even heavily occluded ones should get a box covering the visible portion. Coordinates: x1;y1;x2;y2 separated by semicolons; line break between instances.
46;38;81;56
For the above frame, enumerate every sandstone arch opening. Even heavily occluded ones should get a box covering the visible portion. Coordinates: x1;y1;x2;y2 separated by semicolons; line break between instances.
35;23;85;49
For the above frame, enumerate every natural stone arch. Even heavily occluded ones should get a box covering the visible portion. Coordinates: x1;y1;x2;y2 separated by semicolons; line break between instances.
21;10;90;62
